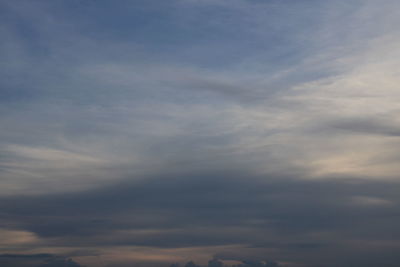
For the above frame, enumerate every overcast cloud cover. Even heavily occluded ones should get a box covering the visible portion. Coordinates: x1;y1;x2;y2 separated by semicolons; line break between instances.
1;0;400;266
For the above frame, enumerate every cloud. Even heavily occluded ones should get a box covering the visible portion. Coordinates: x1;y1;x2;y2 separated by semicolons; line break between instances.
1;172;400;266
0;254;53;258
2;0;400;197
0;254;83;267
37;258;83;267
1;0;400;267
0;229;38;247
322;117;400;137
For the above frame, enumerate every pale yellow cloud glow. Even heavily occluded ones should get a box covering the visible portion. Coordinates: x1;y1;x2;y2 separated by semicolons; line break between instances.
0;229;39;247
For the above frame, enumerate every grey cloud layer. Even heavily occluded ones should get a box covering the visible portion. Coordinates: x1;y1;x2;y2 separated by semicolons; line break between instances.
0;254;82;267
1;0;400;267
1;172;400;266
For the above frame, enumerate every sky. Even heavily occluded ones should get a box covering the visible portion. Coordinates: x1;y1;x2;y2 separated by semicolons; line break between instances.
1;0;400;266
